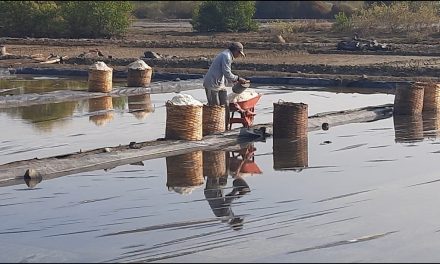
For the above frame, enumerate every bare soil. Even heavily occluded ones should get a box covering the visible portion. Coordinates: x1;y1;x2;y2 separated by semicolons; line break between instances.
1;19;440;81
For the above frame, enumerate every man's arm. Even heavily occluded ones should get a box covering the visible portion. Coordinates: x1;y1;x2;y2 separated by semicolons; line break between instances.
221;54;239;82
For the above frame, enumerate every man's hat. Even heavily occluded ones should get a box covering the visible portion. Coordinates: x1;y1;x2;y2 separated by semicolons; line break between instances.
229;42;245;57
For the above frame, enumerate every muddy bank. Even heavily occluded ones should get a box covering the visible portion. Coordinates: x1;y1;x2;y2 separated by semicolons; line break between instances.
2;37;440;56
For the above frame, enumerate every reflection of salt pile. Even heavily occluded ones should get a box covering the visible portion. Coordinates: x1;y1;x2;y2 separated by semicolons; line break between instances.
228;88;259;103
166;151;204;195
89;96;114;126
170;93;203;106
128;93;154;120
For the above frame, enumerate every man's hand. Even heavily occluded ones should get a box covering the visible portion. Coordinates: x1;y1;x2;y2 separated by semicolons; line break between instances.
238;77;248;84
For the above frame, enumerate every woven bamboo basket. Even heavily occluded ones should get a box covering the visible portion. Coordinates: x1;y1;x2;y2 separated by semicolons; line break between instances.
166;151;204;188
203;150;227;177
273;137;308;171
273;101;308;138
423;112;440;139
393;83;424;116
128;93;154;120
165;102;203;141
88;96;114;126
127;68;153;87
422;82;440;113
394;114;423;143
88;68;113;92
203;104;225;136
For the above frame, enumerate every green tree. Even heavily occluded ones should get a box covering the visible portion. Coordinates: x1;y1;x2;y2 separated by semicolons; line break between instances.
191;1;258;32
0;1;64;37
60;1;133;38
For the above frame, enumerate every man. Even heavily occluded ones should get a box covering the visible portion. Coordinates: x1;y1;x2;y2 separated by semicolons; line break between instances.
203;42;248;105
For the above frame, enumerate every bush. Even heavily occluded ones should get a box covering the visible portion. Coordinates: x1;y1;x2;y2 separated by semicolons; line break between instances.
60;1;133;38
330;2;359;17
132;1;200;19
332;12;351;32
350;1;440;36
191;1;258;32
0;1;65;38
0;1;133;38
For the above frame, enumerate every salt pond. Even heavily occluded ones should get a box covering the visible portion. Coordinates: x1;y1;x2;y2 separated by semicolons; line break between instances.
2;74;440;262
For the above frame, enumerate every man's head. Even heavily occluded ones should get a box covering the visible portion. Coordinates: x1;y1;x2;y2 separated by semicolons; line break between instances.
229;42;245;58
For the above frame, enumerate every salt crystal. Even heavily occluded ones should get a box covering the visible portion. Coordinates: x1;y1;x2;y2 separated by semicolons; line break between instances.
89;61;112;71
128;59;152;70
170;93;203;106
228;88;259;103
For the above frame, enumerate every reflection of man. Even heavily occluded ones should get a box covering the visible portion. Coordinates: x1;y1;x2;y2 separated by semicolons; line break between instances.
203;42;248;106
204;176;250;231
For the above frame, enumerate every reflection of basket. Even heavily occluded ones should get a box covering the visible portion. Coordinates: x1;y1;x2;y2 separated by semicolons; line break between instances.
88;68;113;92
273;101;308;138
273;137;308;170
394;115;423;143
423;112;440;139
203;105;225;136
127;68;153;87
422;82;440;113
165;102;203;141
203;150;227;177
89;96;114;126
89;96;113;112
166;151;204;187
128;93;154;120
393;83;424;115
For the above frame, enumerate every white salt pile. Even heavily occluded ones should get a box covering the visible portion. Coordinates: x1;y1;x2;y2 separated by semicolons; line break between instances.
228;88;259;103
89;61;112;71
128;59;152;70
170;93;203;106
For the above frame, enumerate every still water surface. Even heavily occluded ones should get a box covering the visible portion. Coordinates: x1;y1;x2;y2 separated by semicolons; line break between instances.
2;75;440;262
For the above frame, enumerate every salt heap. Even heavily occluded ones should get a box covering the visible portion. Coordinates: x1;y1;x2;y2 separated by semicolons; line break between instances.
128;59;152;70
228;88;259;103
170;93;203;106
89;61;112;71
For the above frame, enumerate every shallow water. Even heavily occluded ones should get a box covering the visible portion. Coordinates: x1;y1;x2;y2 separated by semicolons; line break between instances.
0;76;394;164
4;76;440;262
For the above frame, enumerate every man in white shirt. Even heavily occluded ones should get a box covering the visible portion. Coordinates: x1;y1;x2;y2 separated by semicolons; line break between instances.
203;42;248;105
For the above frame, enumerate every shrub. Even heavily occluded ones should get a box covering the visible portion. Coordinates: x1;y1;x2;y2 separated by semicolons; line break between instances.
350;1;440;36
132;1;200;19
330;2;359;17
191;1;258;32
0;1;133;38
0;1;65;37
332;12;351;32
60;1;133;38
